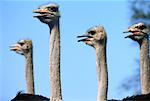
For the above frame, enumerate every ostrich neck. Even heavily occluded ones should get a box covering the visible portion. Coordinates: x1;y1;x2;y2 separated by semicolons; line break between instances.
95;43;108;101
25;49;35;94
139;37;150;94
49;20;62;100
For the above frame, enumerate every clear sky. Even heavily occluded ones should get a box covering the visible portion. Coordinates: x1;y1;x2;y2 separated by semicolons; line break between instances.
1;0;140;101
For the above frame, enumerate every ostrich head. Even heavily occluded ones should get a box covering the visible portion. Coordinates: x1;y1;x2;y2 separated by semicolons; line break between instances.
77;25;107;48
10;40;32;57
33;3;60;25
123;22;149;42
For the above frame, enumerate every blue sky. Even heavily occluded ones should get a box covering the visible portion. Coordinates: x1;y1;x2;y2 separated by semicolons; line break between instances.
1;0;140;101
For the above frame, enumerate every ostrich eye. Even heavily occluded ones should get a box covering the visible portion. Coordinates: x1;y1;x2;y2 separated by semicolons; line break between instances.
139;25;146;30
19;42;24;46
48;7;58;12
89;31;96;35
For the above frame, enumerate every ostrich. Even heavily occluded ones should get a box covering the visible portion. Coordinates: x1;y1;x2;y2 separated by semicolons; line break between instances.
10;39;35;94
124;22;150;94
33;3;62;101
11;91;49;101
77;25;108;101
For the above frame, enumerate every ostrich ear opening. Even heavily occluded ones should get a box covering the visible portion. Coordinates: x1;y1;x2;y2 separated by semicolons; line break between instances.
99;33;105;40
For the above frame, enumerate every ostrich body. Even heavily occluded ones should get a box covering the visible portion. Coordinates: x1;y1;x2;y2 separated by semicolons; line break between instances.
124;22;150;94
33;3;62;101
11;91;49;101
77;26;108;101
10;40;35;94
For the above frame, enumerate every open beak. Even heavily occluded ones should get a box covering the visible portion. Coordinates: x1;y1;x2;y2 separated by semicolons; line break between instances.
123;28;143;38
9;44;21;51
123;27;136;38
77;34;92;42
33;9;50;18
33;9;48;13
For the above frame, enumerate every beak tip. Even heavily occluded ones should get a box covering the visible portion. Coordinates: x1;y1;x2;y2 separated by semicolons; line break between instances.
123;29;130;33
9;45;14;48
124;35;130;38
123;31;128;33
9;48;15;51
33;10;37;13
10;49;13;51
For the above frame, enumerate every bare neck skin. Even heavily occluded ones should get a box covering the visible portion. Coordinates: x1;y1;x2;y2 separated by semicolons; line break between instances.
25;48;35;94
95;42;108;101
48;19;62;101
139;36;150;94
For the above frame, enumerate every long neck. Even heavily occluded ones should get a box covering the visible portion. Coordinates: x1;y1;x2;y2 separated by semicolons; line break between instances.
49;20;62;101
95;43;108;101
25;48;35;94
139;37;150;94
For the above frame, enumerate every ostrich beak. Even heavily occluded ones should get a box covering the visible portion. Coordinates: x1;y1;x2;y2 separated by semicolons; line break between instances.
77;34;92;42
124;35;132;38
123;28;143;38
77;35;91;38
9;44;21;51
33;9;40;13
33;9;49;13
123;30;129;33
123;29;132;38
123;29;130;33
33;9;50;18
